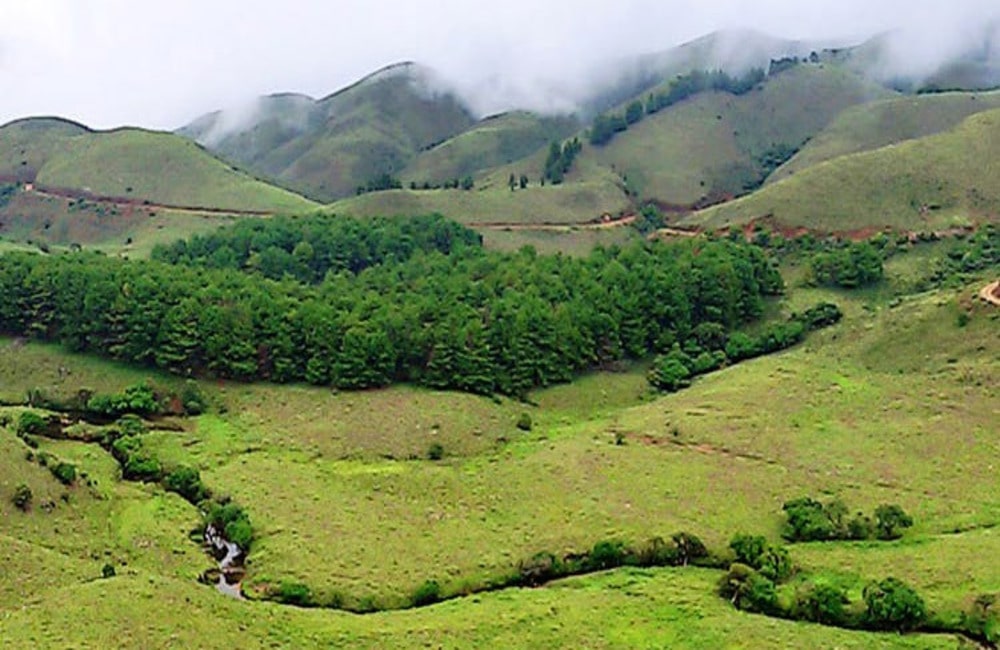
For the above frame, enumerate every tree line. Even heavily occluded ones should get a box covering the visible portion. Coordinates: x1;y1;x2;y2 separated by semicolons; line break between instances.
590;68;767;147
0;215;782;397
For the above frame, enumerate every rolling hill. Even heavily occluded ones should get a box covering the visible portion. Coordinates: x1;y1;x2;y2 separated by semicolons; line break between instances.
179;63;477;202
579;62;895;209
401;111;580;185
685;108;1000;232
770;90;1000;183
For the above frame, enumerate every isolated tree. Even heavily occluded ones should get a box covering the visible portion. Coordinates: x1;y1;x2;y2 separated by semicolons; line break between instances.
798;583;849;625
519;174;529;190
874;504;914;540
508;173;517;192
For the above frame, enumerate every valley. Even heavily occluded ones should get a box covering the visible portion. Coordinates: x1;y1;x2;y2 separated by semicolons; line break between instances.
1;19;999;650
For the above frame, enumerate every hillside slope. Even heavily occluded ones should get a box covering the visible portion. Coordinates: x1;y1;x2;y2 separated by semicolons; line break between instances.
402;111;580;185
180;63;476;201
0;117;90;182
771;90;1000;182
685;108;1000;231
33;129;317;213
579;62;894;208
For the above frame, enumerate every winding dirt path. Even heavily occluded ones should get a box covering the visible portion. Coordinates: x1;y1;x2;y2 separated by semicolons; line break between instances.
980;280;1000;307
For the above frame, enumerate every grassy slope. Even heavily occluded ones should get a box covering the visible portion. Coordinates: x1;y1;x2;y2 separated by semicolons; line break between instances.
771;90;1000;183
0;567;950;649
402;111;580;185
187;67;477;202
687;108;1000;231
581;64;894;205
0;243;996;648
33;129;317;213
329;171;631;225
0;117;89;180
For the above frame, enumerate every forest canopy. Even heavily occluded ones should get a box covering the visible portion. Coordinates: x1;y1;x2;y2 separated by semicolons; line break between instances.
0;214;782;397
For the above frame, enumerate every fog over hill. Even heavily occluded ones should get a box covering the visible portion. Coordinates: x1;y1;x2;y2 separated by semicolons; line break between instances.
1;1;998;130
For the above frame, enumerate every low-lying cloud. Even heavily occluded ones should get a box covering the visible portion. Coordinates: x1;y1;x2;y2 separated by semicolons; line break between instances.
0;0;998;130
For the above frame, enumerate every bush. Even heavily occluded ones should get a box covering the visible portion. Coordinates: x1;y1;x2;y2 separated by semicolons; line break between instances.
729;534;792;582
874;504;914;540
12;483;32;511
671;532;708;566
101;563;116;579
583;540;630;571
864;577;927;632
412;580;443;607
163;465;207;503
426;442;444;461
273;581;313;607
796;582;850;626
17;411;47;436
516;413;533;432
207;502;254;550
517;552;562;586
180;380;208;415
51;462;77;485
86;383;160;418
719;564;779;614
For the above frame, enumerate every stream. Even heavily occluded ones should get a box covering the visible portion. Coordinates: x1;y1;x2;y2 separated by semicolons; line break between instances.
203;525;245;599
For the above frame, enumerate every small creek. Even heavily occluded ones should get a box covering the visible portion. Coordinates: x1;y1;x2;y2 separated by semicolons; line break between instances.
203;525;245;599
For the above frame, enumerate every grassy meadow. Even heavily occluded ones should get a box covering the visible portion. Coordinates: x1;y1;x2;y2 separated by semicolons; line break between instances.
0;237;996;648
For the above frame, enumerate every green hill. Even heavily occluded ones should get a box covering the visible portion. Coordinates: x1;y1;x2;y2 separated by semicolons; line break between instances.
685;108;1000;232
0;117;90;181
770;90;1000;183
32;128;317;213
180;63;476;202
579;63;895;208
402;111;580;185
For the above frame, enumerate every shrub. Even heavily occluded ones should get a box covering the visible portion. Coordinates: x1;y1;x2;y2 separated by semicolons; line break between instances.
181;380;208;415
273;581;313;607
729;534;792;582
516;413;533;432
517;552;562;586
671;532;709;566
583;540;630;571
874;504;914;540
17;411;47;436
412;579;443;607
635;537;679;567
163;465;207;503
426;442;444;461
12;483;32;511
101;563;116;579
863;577;926;632
207;502;254;550
719;564;779;614
782;497;836;541
51;462;77;485
796;582;850;626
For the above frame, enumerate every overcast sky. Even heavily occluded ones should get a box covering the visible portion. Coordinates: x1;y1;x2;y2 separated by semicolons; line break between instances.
1;0;998;130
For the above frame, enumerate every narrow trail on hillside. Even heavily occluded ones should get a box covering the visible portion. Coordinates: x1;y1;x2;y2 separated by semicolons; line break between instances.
27;185;275;217
980;280;1000;306
469;215;638;232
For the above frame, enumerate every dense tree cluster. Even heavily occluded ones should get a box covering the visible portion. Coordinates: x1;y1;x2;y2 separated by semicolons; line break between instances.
590;68;766;146
783;497;914;542
0;216;782;398
809;241;884;288
648;302;842;392
151;214;482;284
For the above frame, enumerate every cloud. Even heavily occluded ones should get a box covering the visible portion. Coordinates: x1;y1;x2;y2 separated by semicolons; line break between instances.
0;0;998;129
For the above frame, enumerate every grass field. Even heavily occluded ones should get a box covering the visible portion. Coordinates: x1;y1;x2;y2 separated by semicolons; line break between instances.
687;108;1000;232
770;90;1000;183
0;239;996;648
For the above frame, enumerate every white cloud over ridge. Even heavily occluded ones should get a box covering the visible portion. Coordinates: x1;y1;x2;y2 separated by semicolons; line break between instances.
0;0;998;129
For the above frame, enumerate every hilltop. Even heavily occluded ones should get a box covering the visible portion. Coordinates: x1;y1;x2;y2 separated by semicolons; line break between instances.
179;63;476;202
